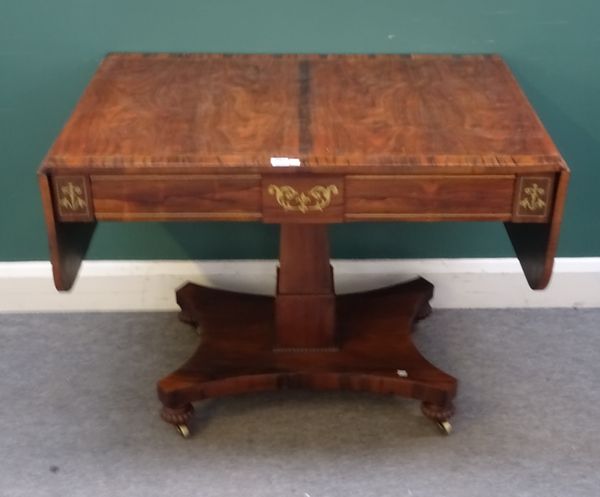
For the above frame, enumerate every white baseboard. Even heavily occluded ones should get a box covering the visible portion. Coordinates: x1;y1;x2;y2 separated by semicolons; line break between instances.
0;258;598;312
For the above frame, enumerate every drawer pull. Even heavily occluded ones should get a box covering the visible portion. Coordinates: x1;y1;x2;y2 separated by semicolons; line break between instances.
267;184;339;213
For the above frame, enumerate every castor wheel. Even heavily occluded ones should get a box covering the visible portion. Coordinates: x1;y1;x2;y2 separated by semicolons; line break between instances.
437;420;453;435
421;401;454;435
161;404;194;438
176;424;191;438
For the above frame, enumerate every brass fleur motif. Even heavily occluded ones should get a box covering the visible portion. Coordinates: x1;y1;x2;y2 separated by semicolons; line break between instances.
519;183;546;212
268;184;339;213
58;182;87;211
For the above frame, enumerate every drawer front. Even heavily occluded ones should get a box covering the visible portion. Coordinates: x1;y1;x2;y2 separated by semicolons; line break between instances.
346;175;515;221
262;175;344;223
91;175;261;221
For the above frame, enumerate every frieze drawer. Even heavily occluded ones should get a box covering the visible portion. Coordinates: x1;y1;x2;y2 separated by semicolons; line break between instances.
345;175;516;221
91;174;261;221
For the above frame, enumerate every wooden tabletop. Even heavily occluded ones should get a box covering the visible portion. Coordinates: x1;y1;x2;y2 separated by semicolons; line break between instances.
42;53;565;175
38;53;570;293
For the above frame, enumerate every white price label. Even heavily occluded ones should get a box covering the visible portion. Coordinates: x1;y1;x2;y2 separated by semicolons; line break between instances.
270;157;301;167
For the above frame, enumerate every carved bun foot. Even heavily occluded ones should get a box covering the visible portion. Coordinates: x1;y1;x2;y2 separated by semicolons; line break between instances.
421;401;454;434
161;403;194;437
421;401;454;421
161;403;194;425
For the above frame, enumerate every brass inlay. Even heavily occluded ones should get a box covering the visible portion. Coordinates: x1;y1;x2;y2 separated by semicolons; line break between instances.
519;183;546;212
58;182;87;211
268;184;339;213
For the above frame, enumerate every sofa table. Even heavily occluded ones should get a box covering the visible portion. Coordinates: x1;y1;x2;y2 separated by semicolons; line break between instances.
39;53;569;437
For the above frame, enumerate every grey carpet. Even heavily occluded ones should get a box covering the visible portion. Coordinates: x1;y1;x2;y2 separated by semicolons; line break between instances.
0;309;599;497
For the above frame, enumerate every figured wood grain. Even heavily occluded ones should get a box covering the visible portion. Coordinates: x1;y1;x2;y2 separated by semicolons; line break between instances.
346;175;514;219
91;174;261;221
309;55;558;164
40;53;567;175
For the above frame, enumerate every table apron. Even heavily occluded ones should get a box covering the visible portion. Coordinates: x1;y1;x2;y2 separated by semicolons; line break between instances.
47;172;557;224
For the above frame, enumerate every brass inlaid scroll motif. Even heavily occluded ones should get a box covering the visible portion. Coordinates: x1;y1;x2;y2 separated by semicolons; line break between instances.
58;182;87;212
519;183;546;212
268;184;339;213
53;176;92;220
514;176;553;221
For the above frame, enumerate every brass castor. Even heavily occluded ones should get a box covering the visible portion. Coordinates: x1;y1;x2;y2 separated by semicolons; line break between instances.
421;401;454;435
176;424;191;438
437;420;453;435
161;403;194;438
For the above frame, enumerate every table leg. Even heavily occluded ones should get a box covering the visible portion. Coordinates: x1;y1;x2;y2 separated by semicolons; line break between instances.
39;173;96;291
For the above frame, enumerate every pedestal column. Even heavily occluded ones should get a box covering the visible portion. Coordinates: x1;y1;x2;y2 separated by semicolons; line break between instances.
275;224;336;350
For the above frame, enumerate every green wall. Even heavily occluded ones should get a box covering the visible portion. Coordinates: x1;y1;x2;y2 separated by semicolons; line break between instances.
1;0;598;261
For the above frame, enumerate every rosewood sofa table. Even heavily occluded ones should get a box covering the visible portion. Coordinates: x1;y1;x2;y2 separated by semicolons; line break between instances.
39;53;569;437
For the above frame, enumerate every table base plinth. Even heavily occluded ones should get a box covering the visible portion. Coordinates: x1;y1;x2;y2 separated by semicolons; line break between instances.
157;277;457;436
